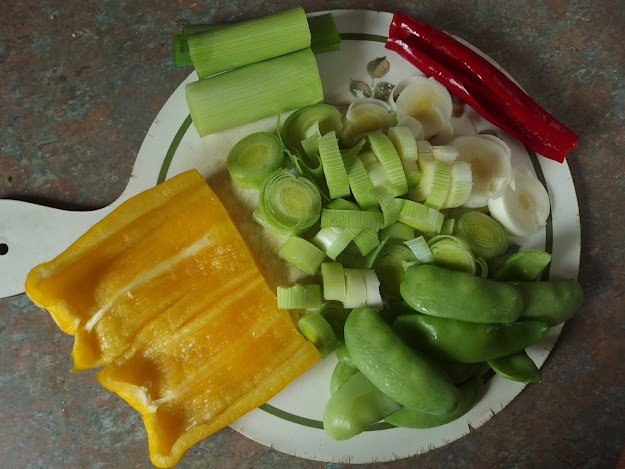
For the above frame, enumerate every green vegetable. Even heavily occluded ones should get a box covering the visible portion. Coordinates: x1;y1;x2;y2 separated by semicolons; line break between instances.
257;169;322;236
397;198;444;233
367;131;408;197
329;360;359;395
385;377;482;429
320;262;346;301
297;309;339;357
276;283;323;309
400;264;524;323
323;370;401;440
188;7;311;79
320;208;384;230
492;249;552;281
453;209;509;259
227;132;285;189
427;235;476;274
342;145;379;209
488;350;541;383
318;303;351;340
313;227;360;260
186;48;323;136
392;313;549;363
335;341;354;366
278;236;326;275
373;240;417;299
317;131;350;199
307;13;342;53
344;307;460;414
511;279;583;326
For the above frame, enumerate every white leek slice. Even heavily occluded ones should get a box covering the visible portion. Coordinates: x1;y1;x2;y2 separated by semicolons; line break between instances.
387;126;421;187
361;269;383;310
442;161;473;209
368;131;408;197
359;150;392;189
450;135;513;208
396;116;425;140
394;77;453;139
488;168;551;238
343;268;368;308
341;98;396;146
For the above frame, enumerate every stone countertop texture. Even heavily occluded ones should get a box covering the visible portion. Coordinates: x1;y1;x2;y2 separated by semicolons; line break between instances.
1;1;623;468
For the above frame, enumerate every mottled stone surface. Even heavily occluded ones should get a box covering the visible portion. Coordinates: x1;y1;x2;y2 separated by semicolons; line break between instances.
1;1;624;468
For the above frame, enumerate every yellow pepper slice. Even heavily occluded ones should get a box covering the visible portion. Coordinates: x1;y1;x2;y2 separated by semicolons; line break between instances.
25;169;320;467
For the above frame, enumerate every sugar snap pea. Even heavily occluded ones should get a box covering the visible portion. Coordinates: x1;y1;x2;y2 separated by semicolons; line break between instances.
344;307;460;415
400;264;524;323
510;279;583;326
335;342;355;367
488;350;541;382
323;370;401;440
393;313;549;363
492;249;552;281
385;377;482;429
329;360;359;395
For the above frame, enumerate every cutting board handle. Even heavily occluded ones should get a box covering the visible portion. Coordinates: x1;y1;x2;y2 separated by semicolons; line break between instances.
0;200;115;298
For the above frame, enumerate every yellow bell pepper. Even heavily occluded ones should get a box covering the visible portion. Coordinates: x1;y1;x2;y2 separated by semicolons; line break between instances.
25;169;320;468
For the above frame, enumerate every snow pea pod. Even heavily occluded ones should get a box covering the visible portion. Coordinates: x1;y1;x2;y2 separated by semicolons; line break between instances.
323;370;401;440
345;307;460;415
488;350;541;382
385;377;482;429
511;279;583;326
393;313;549;363
492;249;552;281
400;264;524;323
329;360;359;395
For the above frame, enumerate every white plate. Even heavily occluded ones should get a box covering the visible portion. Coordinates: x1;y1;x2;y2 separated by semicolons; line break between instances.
126;9;581;464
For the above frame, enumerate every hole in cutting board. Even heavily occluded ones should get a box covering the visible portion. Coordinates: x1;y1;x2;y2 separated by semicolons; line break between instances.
0;243;8;255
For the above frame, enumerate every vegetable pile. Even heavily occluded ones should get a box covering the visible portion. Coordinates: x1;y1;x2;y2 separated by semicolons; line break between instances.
223;29;583;437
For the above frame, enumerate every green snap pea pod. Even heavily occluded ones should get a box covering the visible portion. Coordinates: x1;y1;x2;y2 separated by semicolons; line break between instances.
492;249;552;281
329;360;359;395
323;370;401;440
510;279;583;326
488;350;541;383
345;307;460;415
400;264;524;323
436;360;488;385
393;313;549;363
335;342;355;367
385;377;482;429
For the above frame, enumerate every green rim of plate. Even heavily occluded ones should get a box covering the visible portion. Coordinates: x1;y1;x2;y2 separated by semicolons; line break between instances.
154;32;554;431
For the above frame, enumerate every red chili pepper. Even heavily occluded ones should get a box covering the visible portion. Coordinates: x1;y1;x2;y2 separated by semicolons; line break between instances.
386;12;578;163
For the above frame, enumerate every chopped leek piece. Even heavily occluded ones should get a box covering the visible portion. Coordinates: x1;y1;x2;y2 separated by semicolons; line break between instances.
454;210;509;259
353;229;380;256
188;7;310;79
440;218;455;235
318;131;350;199
258;169;322;236
342;143;378;210
387;126;421;187
442;161;473;209
488;168;551;238
367;131;408;197
313;227;360;260
320;209;384;231
277;283;323;309
396;116;425;140
279;236;326;275
432;146;460;163
280;103;343;157
424;160;452;210
186;48;324;136
380;222;415;241
397;198;444;233
298;309;339;357
318;302;351;340
226;132;285;189
404;236;435;264
359;150;392;190
373;240;418;299
341;98;396;146
343;269;368;308
327;198;360;211
370;185;400;228
362;269;383;310
321;262;346;301
475;256;489;278
428;236;476;274
172;34;194;67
